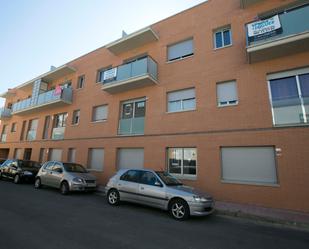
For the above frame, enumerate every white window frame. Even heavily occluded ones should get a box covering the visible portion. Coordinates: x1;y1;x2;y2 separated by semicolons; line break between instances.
167;147;197;180
167;88;196;113
167;38;194;62
214;26;232;49
92;105;108;122
217;81;239;107
267;67;309;126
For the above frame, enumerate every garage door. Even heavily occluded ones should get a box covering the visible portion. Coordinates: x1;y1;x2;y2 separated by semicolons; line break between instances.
221;147;277;185
49;149;63;161
117;148;144;169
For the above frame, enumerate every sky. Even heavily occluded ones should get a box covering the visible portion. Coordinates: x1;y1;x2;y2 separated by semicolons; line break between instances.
0;0;206;106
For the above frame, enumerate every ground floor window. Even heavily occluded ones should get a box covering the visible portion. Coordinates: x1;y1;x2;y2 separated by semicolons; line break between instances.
167;148;197;178
221;146;278;185
88;148;104;171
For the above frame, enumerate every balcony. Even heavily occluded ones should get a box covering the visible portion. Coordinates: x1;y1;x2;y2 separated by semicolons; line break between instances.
246;4;309;63
240;0;263;8
106;27;158;55
118;117;145;135
101;56;158;94
11;88;73;115
0;108;12;119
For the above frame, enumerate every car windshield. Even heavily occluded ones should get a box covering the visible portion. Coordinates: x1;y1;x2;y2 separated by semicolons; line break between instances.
18;160;41;169
63;163;87;173
156;172;183;186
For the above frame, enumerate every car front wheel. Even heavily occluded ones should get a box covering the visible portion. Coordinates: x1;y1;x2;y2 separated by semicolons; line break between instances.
107;189;120;206
34;178;42;189
60;182;69;195
14;174;21;184
169;199;190;221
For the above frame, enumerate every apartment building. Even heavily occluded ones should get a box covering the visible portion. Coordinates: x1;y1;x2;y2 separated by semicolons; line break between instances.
0;0;309;213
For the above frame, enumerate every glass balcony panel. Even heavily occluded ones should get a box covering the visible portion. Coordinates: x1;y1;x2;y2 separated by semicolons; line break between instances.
118;117;145;135
272;98;304;125
26;130;37;141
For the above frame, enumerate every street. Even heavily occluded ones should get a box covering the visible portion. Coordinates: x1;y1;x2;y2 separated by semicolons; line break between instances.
0;180;308;249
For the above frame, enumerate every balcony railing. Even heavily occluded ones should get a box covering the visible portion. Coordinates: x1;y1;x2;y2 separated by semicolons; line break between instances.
246;4;309;62
0;108;12;119
102;56;158;93
26;130;37;141
118;117;145;135
11;88;73;115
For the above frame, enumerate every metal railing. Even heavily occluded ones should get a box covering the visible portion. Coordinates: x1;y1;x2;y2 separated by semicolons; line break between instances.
246;4;309;47
102;56;158;85
12;88;73;113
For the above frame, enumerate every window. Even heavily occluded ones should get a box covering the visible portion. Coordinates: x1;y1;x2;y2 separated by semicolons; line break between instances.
13;148;22;159
119;99;146;135
140;171;160;186
120;170;141;182
39;148;45;163
44;161;54;170
268;70;309;125
72;110;80;125
48;149;63;161
217;81;238;106
27;119;38;141
88;148;104;171
221;147;278;185
68;148;76;163
77;75;85;89
1;125;8;142
167;148;197;178
20;121;27;141
97;66;112;83
42;116;50;139
92;105;108;122
11;123;17;133
214;27;232;49
167;38;194;61
167;88;196;112
52;113;67;140
117;148;144;169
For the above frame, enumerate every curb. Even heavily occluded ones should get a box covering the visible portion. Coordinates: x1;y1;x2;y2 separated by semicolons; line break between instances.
216;209;309;232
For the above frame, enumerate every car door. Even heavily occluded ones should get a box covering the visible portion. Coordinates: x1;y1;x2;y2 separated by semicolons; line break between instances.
117;170;141;203
49;162;64;188
138;171;167;209
40;161;55;186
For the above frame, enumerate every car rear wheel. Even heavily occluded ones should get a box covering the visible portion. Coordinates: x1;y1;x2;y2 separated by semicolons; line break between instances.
169;199;190;221
14;174;20;184
60;182;69;195
107;189;120;206
34;178;42;189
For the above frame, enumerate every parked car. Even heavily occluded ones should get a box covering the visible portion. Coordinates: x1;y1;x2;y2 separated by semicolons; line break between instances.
105;169;214;220
35;161;97;195
0;159;41;184
0;158;7;166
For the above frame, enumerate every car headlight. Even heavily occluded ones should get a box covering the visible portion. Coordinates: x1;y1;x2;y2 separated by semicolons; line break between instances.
72;177;84;184
23;171;33;176
193;196;208;202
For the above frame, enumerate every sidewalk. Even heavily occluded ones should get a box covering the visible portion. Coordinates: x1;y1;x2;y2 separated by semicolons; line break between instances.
216;201;309;230
97;186;309;230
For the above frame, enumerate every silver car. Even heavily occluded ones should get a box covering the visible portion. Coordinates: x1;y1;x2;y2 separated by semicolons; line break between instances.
35;161;97;195
105;169;214;220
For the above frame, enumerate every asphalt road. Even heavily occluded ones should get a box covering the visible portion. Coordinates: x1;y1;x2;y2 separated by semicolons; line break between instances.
0;180;308;249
